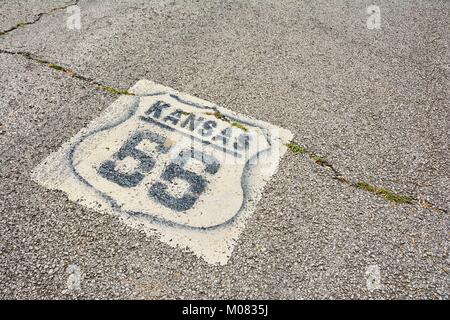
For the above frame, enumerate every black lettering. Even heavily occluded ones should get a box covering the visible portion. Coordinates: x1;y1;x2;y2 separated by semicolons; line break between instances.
98;131;169;188
233;133;250;151
198;120;217;137
145;100;170;119
163;109;183;125
180;114;204;131
148;149;220;211
212;127;232;145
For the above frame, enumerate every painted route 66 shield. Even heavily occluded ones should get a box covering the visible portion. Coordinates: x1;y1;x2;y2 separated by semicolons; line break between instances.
33;80;293;264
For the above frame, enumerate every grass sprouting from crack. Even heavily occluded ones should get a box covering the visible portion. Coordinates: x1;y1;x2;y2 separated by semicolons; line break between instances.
285;142;327;165
312;154;329;166
211;111;228;122
10;52;131;95
96;85;133;95
285;142;306;155
48;63;65;71
231;122;248;132
35;58;75;74
355;181;415;204
285;140;422;207
205;111;248;132
0;22;28;36
0;49;134;96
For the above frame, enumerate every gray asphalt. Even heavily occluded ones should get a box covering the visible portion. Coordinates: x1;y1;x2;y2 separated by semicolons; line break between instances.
0;0;448;299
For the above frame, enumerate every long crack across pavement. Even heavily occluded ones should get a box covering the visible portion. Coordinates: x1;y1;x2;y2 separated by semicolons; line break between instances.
0;49;133;95
0;47;446;215
0;0;80;36
286;141;448;214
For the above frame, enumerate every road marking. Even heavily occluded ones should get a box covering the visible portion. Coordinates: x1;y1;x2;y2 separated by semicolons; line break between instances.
32;80;293;264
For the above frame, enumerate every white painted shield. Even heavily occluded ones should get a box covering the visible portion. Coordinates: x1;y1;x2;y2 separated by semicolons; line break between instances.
33;80;293;264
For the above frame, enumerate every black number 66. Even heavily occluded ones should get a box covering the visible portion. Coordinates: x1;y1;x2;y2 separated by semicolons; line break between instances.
98;131;220;212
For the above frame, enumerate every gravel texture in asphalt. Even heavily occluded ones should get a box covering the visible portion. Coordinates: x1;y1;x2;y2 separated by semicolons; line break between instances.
0;0;448;299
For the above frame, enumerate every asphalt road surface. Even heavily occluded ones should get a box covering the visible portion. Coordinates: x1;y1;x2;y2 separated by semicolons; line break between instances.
0;0;448;299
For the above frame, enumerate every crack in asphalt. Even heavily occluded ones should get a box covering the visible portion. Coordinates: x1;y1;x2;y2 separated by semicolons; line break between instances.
286;142;448;214
0;48;133;95
0;47;446;215
0;0;80;36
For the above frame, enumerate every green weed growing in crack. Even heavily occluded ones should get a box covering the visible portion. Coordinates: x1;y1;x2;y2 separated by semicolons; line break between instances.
34;58;72;73
285;142;306;155
96;85;134;95
231;122;248;132
355;181;415;204
312;154;327;166
284;140;414;204
285;142;327;166
48;63;65;71
1;50;133;96
205;111;230;122
205;111;248;131
34;58;131;95
0;22;26;36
